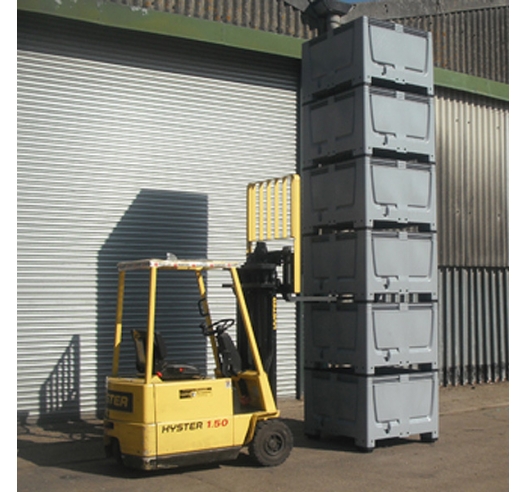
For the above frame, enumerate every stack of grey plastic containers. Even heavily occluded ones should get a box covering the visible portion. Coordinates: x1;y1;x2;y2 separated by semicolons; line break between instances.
300;16;439;451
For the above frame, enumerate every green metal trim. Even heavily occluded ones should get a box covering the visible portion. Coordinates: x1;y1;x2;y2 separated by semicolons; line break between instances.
17;0;303;59
434;67;509;102
18;0;508;102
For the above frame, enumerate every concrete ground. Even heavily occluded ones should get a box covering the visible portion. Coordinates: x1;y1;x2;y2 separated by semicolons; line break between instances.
17;382;509;492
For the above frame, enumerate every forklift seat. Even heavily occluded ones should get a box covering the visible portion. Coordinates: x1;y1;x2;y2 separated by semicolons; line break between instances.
131;330;202;381
216;331;243;377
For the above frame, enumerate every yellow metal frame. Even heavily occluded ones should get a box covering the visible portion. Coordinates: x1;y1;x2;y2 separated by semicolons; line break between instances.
246;174;301;293
110;257;278;414
105;257;283;468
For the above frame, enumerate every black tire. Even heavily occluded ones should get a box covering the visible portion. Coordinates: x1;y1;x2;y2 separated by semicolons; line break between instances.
249;419;293;467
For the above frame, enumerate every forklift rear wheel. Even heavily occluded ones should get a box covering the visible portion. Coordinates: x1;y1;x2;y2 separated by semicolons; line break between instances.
249;419;293;467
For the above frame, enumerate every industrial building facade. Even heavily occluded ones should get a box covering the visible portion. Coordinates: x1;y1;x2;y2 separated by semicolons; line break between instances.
17;0;508;422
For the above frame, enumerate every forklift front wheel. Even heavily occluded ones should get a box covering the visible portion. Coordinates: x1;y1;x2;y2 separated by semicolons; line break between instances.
249;419;293;467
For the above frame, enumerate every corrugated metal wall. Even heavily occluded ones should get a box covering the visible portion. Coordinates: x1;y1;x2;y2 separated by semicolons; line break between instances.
435;87;508;385
18;1;509;419
17;11;299;421
435;88;509;268
347;2;510;386
439;267;508;385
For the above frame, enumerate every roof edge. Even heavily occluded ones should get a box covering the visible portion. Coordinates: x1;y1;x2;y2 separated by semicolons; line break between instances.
435;67;509;102
17;0;304;59
18;0;508;102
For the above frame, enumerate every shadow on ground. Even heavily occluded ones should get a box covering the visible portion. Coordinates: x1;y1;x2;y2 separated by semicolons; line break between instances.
17;413;435;479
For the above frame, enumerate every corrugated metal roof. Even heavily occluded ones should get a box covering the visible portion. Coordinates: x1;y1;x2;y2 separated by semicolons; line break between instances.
22;1;509;87
120;0;316;39
389;7;509;84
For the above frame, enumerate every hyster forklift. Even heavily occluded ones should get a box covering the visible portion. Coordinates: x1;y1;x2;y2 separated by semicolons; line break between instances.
104;175;301;470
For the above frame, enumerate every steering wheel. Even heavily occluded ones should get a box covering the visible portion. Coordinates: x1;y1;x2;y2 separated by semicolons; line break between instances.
200;318;235;336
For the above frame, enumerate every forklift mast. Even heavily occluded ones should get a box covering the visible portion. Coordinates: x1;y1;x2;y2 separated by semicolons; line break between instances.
237;175;301;398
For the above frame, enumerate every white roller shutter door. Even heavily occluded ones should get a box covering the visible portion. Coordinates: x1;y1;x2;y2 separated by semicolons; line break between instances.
18;12;298;420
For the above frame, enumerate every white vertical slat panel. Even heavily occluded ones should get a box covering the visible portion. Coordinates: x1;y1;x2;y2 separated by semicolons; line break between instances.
18;12;299;421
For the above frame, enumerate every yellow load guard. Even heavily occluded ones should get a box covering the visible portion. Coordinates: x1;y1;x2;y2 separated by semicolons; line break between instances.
246;174;301;294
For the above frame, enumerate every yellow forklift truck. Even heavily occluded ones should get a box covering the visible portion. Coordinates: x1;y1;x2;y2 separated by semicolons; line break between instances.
104;175;301;470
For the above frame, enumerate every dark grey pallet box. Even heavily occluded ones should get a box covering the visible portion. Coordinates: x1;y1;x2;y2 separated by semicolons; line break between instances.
304;369;439;450
302;229;438;300
304;301;438;372
301;85;436;165
301;157;437;231
301;16;434;103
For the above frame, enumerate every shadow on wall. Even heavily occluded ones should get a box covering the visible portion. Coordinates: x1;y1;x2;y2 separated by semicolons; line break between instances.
36;335;81;424
95;189;209;417
27;190;209;423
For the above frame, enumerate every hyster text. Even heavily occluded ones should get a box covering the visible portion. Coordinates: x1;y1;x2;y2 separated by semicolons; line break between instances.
162;421;204;433
161;419;229;433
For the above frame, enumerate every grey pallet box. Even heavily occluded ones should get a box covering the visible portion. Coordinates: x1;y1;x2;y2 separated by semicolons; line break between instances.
304;301;438;373
304;369;439;450
301;157;437;231
301;85;436;165
301;16;434;103
302;229;438;300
